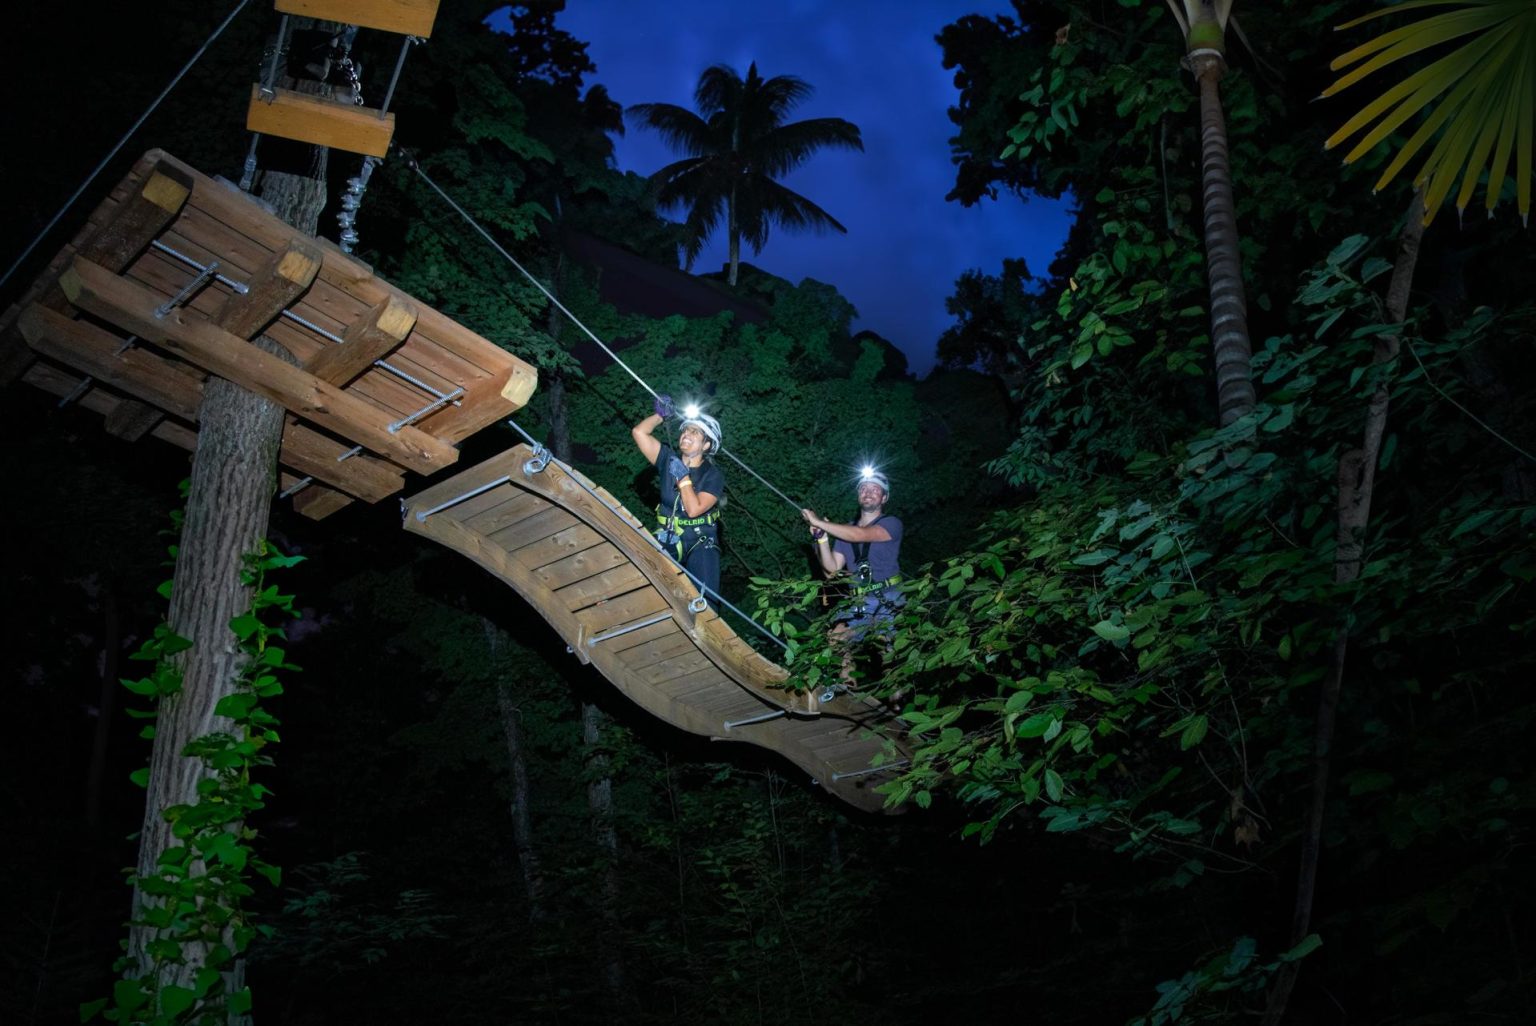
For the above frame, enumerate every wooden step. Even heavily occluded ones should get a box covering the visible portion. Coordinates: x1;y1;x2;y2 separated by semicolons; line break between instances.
275;0;441;38
246;84;395;158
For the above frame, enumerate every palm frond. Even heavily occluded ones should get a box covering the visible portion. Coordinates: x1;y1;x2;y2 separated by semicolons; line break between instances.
626;103;714;156
751;118;865;177
1326;0;1534;223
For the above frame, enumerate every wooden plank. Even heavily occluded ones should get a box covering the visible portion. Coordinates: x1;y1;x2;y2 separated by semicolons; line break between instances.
485;504;578;552
616;631;696;671
213;239;323;341
604;618;679;655
405;448;524;511
279;419;405;502
555;564;648;613
575;587;671;636
246;85;396;158
17;304;203;421
532;541;630;591
514;522;610;572
304;295;417;386
103;398;167;441
630;649;713;687
290;482;355;520
274;0;440;37
19;361;197;453
463;490;549;536
59;256;459;474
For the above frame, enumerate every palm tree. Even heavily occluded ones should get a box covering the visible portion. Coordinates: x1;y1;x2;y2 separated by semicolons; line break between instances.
1165;0;1256;426
628;63;864;285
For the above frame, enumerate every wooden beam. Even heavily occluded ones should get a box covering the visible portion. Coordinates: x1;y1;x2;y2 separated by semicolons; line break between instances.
274;0;440;37
17;304;203;420
59;257;459;474
289;480;355;520
279;418;404;503
86;163;194;274
213;239;323;342
105;401;171;442
246;85;395;158
303;294;417;386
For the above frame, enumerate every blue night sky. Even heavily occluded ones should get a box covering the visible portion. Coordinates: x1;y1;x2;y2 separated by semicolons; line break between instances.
553;1;1074;378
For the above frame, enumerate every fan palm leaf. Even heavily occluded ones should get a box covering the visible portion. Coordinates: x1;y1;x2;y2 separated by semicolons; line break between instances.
1324;0;1535;224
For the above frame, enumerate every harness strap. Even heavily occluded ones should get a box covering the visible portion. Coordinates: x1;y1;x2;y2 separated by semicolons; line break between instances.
655;506;720;528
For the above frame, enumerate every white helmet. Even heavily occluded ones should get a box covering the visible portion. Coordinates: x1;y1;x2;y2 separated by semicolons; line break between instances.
858;468;890;498
681;413;722;454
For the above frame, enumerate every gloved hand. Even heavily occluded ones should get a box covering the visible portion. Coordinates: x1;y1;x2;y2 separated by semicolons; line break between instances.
653;393;675;419
666;456;688;482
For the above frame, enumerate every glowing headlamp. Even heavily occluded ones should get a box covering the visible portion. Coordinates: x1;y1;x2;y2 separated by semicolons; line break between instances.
683;403;702;420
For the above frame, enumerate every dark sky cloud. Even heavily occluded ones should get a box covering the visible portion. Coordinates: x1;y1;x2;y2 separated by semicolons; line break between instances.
555;1;1073;377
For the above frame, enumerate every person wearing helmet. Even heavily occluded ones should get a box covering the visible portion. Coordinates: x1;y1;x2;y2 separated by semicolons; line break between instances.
631;395;725;598
800;468;904;686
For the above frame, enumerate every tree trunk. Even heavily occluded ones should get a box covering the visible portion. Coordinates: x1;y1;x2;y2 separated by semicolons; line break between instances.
727;183;740;286
126;41;333;1019
126;340;289;998
1188;50;1255;426
582;700;627;1003
485;619;546;921
1262;192;1426;1026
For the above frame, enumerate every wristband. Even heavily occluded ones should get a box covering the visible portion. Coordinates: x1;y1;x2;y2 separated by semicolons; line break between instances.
678;477;693;489
816;535;830;546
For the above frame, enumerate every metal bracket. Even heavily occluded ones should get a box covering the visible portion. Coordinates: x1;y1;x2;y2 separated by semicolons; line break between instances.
522;444;552;476
155;259;220;318
688;595;708;614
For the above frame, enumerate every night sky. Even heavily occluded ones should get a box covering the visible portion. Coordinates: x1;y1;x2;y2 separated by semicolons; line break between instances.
552;1;1074;377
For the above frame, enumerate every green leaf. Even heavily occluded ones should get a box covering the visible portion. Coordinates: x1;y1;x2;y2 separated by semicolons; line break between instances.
1179;714;1208;750
79;998;108;1023
160;985;197;1018
1281;934;1323;962
1016;712;1059;739
229;988;254;1016
113;979;148;1015
1092;620;1131;643
129;767;150;788
1044;768;1064;802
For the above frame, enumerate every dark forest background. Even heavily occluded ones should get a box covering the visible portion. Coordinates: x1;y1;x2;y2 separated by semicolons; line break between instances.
1;1;1533;1024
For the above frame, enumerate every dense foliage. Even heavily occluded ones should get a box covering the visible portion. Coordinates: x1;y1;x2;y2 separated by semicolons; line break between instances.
2;1;1532;1025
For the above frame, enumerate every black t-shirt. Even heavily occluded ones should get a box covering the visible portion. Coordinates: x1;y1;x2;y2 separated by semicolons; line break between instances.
655;444;725;520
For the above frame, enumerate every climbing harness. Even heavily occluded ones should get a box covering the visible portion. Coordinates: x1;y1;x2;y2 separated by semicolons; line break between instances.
501;418;787;654
0;0;254;293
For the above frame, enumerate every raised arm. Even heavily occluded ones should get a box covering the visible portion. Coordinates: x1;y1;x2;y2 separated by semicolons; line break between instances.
631;413;663;465
802;509;891;544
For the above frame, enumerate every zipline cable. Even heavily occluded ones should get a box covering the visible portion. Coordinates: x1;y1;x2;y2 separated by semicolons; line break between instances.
401;151;812;517
0;0;254;294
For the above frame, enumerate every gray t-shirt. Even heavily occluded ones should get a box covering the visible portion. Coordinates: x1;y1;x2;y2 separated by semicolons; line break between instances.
832;515;902;583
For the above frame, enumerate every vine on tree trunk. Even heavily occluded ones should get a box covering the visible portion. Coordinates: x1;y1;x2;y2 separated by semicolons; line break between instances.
85;504;303;1026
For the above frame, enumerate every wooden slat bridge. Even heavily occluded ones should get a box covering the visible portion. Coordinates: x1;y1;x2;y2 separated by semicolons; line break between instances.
405;446;910;813
1;149;907;813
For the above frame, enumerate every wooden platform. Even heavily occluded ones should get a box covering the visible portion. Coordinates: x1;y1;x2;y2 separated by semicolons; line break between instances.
404;446;909;814
0;150;536;518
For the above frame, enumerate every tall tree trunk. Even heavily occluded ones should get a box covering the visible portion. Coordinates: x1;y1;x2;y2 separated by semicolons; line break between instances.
1262;192;1426;1026
727;184;740;286
126;34;333;1019
126;338;289;1002
485;619;546;921
1188;47;1256;426
582;700;627;1002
